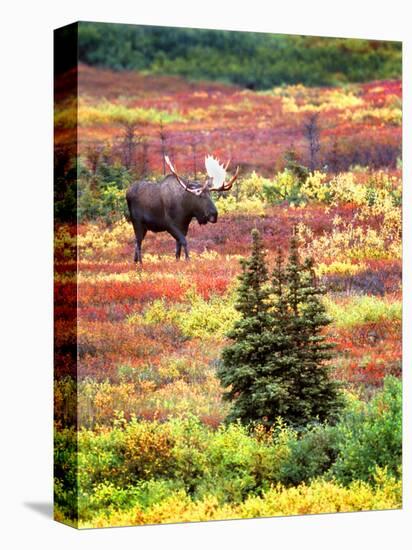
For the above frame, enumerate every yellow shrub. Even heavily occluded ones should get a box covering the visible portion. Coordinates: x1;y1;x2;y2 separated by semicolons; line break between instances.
140;299;181;326
77;220;130;258
239;171;271;199
78;101;184;126
316;260;364;278
178;289;240;339
330;172;367;206
269;84;364;114
323;295;402;328
215;194;266;216
237;476;400;518
296;215;401;263
351;107;402;126
78;473;401;527
127;285;240;340
301;171;330;202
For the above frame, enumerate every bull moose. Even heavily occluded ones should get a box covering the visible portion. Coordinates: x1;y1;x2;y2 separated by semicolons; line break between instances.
126;155;239;263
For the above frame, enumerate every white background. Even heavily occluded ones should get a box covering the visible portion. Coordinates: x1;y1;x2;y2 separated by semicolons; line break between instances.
1;0;410;547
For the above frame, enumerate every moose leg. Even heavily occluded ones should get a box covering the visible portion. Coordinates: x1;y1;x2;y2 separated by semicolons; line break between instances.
132;222;147;264
168;227;189;261
134;241;142;264
174;236;189;261
182;240;189;261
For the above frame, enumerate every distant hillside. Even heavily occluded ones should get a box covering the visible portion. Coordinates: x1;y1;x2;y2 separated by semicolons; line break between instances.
78;22;402;89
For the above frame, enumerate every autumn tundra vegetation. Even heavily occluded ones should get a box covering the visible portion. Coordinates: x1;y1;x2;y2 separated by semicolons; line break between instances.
54;27;402;527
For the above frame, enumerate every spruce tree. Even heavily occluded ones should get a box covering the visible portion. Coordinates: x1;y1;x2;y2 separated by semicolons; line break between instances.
276;235;342;426
218;229;274;424
219;229;342;428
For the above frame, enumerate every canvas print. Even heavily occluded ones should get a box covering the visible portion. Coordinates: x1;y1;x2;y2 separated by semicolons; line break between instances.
54;22;402;528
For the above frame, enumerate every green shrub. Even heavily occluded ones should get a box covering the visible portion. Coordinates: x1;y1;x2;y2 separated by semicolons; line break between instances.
55;379;402;522
54;428;79;519
194;422;286;502
77;24;401;89
262;169;303;205
167;416;210;494
77;479;182;521
331;376;402;484
278;424;339;486
77;159;133;223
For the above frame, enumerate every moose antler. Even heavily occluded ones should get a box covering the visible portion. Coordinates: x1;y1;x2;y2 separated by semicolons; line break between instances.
205;155;239;191
165;155;208;196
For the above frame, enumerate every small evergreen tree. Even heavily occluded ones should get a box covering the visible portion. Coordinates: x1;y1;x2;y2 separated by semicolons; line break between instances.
218;230;342;428
218;229;274;424
274;234;343;426
284;148;309;184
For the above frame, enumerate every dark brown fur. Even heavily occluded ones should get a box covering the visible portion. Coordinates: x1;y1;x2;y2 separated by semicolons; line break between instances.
126;176;218;262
